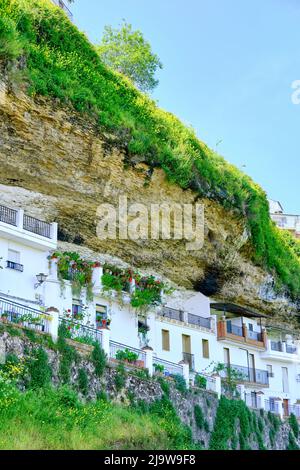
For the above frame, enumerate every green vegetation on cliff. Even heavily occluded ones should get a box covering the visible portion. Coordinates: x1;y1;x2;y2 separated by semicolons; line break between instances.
1;0;300;298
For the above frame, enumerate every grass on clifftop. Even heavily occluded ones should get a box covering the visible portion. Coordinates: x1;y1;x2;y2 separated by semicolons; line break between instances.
1;0;300;299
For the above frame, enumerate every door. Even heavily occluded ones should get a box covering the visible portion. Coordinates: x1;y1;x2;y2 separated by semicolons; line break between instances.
283;399;289;417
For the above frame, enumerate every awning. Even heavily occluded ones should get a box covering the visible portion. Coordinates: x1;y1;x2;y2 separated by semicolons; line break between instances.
210;302;268;319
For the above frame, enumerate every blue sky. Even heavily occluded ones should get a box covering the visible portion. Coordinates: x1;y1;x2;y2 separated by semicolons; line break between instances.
71;0;300;213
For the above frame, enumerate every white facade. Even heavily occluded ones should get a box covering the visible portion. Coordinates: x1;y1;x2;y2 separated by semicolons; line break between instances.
0;202;300;418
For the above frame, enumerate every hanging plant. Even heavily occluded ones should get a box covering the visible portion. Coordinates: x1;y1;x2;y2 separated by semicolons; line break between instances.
48;251;94;300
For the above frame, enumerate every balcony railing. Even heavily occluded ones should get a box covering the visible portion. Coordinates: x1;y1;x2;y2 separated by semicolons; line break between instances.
226;322;243;337
0;205;17;226
188;312;211;329
6;260;24;272
109;340;146;367
271;341;283;352
248;330;263;341
265;399;280;414
153;356;184;377
286;345;297;354
0;297;49;333
161;307;183;322
222;364;269;386
161;307;212;330
58;317;103;345
23;214;51;238
182;352;195;370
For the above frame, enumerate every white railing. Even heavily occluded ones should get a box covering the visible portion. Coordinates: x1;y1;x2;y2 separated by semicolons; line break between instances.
153;356;184;376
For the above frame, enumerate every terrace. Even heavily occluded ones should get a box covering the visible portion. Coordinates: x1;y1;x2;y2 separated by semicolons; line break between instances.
160;306;213;331
0;204;57;250
211;303;267;350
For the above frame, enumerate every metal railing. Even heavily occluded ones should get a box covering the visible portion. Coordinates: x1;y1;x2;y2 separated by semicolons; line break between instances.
161;307;184;322
0;205;17;226
247;330;263;341
188;312;212;330
222;364;269;386
271;341;283;352
109;340;146;366
265;399;280;415
6;260;24;272
23;214;51;238
153;356;184;376
59;317;103;345
226;322;243;337
288;404;300;418
286;344;297;354
0;297;49;333
161;307;212;330
182;352;195;370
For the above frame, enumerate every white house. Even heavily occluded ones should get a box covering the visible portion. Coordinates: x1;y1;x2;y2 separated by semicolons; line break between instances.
0;202;300;418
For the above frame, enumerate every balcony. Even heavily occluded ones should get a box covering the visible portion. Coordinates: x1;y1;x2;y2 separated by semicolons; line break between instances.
222;364;269;387
6;260;24;272
0;204;57;250
217;319;266;349
261;340;300;362
160;306;213;331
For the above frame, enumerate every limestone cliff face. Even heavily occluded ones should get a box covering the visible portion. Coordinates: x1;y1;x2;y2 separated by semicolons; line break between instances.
0;78;294;315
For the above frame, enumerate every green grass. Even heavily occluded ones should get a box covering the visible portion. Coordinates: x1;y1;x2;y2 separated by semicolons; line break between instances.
1;0;300;298
0;380;196;450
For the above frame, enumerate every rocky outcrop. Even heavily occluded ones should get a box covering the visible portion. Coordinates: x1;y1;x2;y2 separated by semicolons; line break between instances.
0;77;296;315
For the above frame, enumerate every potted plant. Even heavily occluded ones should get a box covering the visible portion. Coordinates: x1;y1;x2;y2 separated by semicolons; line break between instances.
1;312;9;323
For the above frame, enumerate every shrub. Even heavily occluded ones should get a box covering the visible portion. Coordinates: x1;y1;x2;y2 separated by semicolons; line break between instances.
115;348;138;363
77;367;89;396
287;431;300;450
57;336;79;384
195;374;207;389
289;413;299;439
194;405;205;429
114;364;126;391
91;342;107;378
172;374;187;394
157;377;170;397
26;347;52;389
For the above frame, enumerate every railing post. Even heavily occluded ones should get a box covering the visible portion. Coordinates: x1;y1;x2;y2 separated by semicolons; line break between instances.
50;222;58;242
237;383;245;401
92;265;103;293
101;328;110;356
282;342;287;353
142;346;153;376
275;399;284;420
179;360;190;389
49;256;58;281
214;375;222;399
16;209;24;230
46;307;59;342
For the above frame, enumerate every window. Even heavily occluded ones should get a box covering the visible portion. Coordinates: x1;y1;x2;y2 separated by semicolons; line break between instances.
7;249;23;271
248;323;253;332
223;347;230;365
182;334;191;354
8;249;20;263
72;300;82;320
202;339;209;359
96;304;108;327
267;365;273;378
162;330;170;351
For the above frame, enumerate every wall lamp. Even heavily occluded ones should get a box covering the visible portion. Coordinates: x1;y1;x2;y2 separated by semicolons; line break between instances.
34;273;48;289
